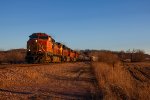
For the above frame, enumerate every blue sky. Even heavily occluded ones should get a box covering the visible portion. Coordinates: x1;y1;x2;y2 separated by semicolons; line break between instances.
0;0;150;53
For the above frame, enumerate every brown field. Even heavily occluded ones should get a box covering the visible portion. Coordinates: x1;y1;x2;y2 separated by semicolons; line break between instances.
0;62;100;100
92;62;150;100
0;61;149;100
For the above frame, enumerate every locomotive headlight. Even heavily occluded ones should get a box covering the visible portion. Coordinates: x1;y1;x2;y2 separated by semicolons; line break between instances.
28;49;30;51
35;40;37;43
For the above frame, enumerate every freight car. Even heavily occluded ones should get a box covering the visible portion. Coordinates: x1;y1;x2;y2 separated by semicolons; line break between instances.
26;33;79;63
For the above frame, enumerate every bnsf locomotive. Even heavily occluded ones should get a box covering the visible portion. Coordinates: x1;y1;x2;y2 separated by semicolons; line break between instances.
26;33;79;63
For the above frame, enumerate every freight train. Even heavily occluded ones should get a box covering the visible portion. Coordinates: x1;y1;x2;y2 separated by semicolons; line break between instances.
26;33;79;63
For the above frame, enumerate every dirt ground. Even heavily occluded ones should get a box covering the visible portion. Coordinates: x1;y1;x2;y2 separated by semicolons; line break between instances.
123;62;150;99
124;62;150;83
0;62;101;100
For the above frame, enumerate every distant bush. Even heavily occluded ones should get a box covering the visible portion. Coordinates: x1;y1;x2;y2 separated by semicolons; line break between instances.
118;49;145;62
6;51;25;64
0;49;26;64
98;52;120;65
89;51;120;66
0;53;6;64
131;50;145;62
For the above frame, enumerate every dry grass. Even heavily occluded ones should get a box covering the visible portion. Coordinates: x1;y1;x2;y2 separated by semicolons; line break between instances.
0;62;98;99
92;62;150;100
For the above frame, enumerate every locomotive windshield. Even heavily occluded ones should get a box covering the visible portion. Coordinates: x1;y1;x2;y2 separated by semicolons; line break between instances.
29;35;38;39
39;36;48;39
29;35;48;40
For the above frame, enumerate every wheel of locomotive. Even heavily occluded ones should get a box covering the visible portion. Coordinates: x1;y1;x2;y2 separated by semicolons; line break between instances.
73;58;76;62
61;56;63;62
39;56;45;63
52;56;59;63
58;56;61;62
61;56;64;62
64;56;67;62
26;56;33;64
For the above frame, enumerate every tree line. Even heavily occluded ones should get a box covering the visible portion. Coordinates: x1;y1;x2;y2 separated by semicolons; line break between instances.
0;49;149;64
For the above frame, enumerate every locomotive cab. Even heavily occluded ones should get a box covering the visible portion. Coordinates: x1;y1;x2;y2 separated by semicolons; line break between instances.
26;33;54;63
27;33;54;52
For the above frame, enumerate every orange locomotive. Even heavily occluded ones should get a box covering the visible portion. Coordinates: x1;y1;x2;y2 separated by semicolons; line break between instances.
26;33;79;63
